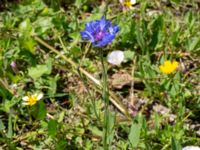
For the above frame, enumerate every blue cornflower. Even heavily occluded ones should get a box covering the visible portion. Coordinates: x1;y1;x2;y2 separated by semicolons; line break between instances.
80;17;119;47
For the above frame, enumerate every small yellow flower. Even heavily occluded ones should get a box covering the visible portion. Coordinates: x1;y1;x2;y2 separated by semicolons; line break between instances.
159;60;179;74
124;0;136;9
22;93;43;106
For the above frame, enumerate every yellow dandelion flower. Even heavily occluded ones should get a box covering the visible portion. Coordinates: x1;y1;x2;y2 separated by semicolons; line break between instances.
159;60;179;74
22;93;43;106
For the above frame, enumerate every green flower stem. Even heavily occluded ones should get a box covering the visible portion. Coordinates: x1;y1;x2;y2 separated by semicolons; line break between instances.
77;67;100;122
100;49;109;150
80;42;91;66
58;36;99;121
34;36;131;120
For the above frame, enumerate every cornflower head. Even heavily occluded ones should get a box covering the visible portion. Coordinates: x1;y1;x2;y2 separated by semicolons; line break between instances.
159;60;179;74
22;93;43;106
80;17;119;47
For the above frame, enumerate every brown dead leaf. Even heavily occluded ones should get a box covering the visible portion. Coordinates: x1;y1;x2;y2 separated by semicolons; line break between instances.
110;70;133;89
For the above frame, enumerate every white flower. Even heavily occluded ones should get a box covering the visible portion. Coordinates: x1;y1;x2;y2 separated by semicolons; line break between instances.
182;146;200;150
130;0;136;5
120;0;137;9
22;93;43;106
107;50;124;65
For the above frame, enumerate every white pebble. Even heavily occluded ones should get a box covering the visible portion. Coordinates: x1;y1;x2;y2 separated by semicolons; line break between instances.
182;146;200;150
107;50;124;65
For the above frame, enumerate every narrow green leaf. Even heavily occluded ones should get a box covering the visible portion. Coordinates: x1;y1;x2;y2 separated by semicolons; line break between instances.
135;25;145;52
0;86;12;100
107;112;115;149
188;37;200;52
7;115;12;138
149;15;164;49
171;137;182;150
75;0;85;8
0;119;5;130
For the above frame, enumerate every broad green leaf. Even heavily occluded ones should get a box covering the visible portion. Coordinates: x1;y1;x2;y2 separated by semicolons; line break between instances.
0;98;19;113
34;17;53;34
88;126;102;137
107;112;115;149
31;101;46;120
69;32;81;40
40;7;49;15
58;111;65;123
128;114;143;148
28;65;49;79
47;75;59;97
28;58;52;80
124;50;135;61
19;18;32;35
6;72;23;83
48;120;58;137
19;37;36;53
75;127;85;135
55;140;67;150
19;18;36;53
70;46;81;58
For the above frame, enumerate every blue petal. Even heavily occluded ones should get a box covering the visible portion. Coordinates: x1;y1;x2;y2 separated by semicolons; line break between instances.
85;22;94;33
99;17;111;31
101;34;115;45
109;25;119;34
87;21;101;32
94;33;115;47
80;31;95;42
